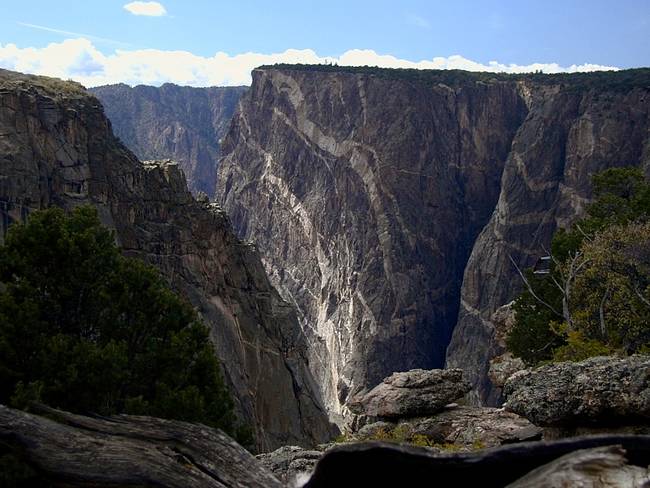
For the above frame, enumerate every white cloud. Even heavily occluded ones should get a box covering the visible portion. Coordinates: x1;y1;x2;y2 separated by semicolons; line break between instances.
123;1;167;17
0;39;619;88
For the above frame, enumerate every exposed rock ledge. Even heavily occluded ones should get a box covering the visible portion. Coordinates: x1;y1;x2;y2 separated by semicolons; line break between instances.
504;355;650;426
0;404;281;488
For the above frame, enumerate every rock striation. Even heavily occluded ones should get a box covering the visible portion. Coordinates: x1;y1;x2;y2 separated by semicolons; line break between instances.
504;355;650;426
0;68;333;451
217;66;650;414
0;404;281;488
349;369;470;419
91;82;247;197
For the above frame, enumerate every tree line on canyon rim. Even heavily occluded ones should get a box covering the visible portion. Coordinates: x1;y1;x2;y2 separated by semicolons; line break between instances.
508;167;650;364
263;64;650;92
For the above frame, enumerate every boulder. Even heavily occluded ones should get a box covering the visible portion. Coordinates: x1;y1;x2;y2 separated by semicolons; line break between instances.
350;369;471;419
256;446;322;487
504;355;650;426
0;404;281;488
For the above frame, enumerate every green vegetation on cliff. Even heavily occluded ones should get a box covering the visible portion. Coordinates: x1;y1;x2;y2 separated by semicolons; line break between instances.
0;206;245;441
257;65;650;92
507;167;650;364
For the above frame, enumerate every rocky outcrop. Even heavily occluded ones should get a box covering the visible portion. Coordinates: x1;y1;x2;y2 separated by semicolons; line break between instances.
91;83;246;196
347;368;538;450
0;68;333;451
401;407;540;447
217;65;650;417
304;435;650;488
355;406;541;449
257;446;322;487
447;76;650;404
349;369;470;418
504;355;650;426
0;404;282;488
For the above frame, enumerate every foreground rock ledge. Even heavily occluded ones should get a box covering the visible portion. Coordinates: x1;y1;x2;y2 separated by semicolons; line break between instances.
0;404;281;488
304;435;650;488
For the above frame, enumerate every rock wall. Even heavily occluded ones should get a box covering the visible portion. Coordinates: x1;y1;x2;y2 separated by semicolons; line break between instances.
217;66;650;416
90;83;247;197
447;80;650;403
217;67;528;420
0;68;333;451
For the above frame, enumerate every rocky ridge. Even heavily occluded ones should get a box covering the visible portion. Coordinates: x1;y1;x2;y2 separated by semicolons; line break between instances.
91;83;247;197
0;68;333;451
217;66;650;414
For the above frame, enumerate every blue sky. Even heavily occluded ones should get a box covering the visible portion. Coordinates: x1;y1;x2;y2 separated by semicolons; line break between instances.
0;0;648;86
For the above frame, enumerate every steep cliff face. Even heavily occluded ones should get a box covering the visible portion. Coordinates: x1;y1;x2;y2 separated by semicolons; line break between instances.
90;83;247;197
217;67;528;419
447;80;650;403
0;68;333;451
217;66;650;417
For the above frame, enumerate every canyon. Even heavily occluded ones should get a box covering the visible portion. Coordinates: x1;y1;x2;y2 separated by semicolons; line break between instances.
215;66;650;416
48;66;650;426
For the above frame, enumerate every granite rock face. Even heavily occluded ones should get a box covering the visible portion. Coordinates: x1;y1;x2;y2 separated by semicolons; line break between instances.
0;69;333;451
349;369;471;419
217;66;650;414
217;67;528;419
504;356;650;426
91;83;247;197
0;404;282;488
446;79;650;404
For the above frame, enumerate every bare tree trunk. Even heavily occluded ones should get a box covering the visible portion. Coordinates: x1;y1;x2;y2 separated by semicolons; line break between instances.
599;286;611;340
